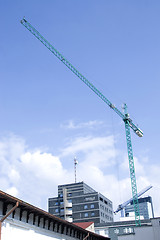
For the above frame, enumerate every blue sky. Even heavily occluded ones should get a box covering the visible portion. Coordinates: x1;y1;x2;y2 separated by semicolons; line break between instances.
0;0;160;220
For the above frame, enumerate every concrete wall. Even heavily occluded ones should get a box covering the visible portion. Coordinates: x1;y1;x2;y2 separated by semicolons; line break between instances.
118;226;153;240
1;218;79;240
118;219;160;240
95;218;160;240
151;218;160;240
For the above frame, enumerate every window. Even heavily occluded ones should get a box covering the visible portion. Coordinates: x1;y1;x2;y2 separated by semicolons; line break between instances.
84;205;88;209
84;213;88;217
105;229;108;235
90;204;95;209
68;199;72;203
59;193;63;198
55;209;59;213
123;228;128;234
128;228;133;233
123;228;133;234
67;208;72;211
99;197;103;202
91;212;95;216
114;229;119;234
95;230;99;234
55;202;58;205
109;203;112;208
60;201;64;205
68;193;72;197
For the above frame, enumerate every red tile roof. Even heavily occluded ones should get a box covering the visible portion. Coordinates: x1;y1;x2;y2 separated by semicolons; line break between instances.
73;222;94;229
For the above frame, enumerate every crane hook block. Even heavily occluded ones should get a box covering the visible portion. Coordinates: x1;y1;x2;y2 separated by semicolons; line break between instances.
135;129;143;137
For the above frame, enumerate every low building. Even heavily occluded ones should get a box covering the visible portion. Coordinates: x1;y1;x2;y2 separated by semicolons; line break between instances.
48;182;113;223
0;189;109;240
94;218;160;240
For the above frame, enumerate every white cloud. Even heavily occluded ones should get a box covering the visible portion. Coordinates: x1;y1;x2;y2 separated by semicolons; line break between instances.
10;169;20;182
60;135;116;160
21;151;62;179
0;134;73;209
60;134;160;218
61;120;104;129
6;187;19;197
0;133;159;220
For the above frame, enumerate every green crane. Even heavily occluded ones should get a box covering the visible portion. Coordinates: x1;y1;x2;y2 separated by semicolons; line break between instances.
21;18;143;226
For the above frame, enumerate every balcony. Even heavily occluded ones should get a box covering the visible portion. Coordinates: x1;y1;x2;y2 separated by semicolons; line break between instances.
65;209;72;215
65;201;72;208
66;216;73;222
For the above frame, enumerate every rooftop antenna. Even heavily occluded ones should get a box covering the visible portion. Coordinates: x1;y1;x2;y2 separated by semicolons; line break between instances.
74;157;78;183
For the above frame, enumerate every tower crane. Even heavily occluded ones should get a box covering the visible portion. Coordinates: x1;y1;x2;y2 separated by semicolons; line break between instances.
114;185;153;217
21;18;143;226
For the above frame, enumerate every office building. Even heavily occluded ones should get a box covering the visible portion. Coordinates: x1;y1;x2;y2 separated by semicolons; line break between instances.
124;196;154;219
48;182;114;224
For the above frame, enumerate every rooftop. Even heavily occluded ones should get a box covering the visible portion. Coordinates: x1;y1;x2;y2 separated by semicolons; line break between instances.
0;189;109;240
74;222;94;229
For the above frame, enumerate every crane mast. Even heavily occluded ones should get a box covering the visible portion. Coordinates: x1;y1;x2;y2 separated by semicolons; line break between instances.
21;18;143;226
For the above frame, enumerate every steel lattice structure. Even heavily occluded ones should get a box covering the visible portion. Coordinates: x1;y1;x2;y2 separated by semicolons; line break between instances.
21;18;143;226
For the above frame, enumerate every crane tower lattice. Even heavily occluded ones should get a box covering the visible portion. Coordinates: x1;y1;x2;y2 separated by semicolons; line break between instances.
21;18;143;226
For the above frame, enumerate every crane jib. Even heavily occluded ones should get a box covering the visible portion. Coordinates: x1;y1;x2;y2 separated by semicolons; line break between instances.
20;18;143;137
21;18;143;226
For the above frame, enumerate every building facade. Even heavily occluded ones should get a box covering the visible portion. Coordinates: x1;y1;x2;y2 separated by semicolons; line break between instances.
124;196;154;220
48;182;113;224
0;189;109;240
94;218;160;240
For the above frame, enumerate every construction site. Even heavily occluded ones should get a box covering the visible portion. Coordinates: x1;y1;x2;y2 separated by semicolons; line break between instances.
0;1;160;240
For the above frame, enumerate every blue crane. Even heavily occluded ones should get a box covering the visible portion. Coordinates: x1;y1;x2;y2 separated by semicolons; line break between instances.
114;185;153;217
21;18;143;226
